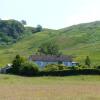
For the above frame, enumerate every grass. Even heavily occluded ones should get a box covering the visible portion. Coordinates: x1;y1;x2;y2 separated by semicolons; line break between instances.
0;21;100;66
0;74;100;100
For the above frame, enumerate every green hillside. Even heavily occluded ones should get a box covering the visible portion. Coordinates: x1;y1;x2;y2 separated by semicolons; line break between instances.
0;21;100;66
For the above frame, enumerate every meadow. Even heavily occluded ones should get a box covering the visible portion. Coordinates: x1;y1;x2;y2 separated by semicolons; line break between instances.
0;74;100;100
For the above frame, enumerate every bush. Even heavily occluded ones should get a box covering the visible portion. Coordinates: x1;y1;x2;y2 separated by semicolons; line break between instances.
19;61;39;76
96;66;100;69
44;64;67;72
68;66;79;70
44;64;59;72
57;64;67;70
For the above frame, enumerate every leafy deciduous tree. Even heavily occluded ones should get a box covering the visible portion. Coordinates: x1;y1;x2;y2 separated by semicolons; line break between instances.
36;25;42;32
12;55;25;73
38;42;61;56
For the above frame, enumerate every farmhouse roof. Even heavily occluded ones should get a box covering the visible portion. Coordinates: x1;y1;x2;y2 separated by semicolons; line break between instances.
29;55;73;62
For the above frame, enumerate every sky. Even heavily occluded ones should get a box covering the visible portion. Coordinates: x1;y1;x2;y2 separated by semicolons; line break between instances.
1;0;100;29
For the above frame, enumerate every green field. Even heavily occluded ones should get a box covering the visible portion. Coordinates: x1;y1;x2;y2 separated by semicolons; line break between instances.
0;21;100;66
0;74;100;100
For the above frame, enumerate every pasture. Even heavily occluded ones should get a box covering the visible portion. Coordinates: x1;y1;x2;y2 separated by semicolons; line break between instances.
0;74;100;100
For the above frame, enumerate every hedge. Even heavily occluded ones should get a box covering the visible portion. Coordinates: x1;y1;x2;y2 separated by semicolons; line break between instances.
38;69;100;76
7;68;100;76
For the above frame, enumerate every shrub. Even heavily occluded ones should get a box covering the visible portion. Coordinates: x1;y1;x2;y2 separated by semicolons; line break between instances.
44;64;59;72
57;64;67;70
19;61;39;76
68;66;79;70
96;66;100;69
44;64;67;72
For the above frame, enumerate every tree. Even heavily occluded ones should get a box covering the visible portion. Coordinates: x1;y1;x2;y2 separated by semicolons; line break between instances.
12;55;39;75
31;25;42;33
38;42;61;55
85;56;91;67
0;19;24;39
12;55;25;73
36;25;42;32
21;20;27;25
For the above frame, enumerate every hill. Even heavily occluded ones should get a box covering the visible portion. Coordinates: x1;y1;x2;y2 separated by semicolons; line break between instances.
0;21;100;66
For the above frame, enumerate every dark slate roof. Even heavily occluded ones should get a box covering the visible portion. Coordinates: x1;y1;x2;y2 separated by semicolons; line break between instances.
29;55;73;62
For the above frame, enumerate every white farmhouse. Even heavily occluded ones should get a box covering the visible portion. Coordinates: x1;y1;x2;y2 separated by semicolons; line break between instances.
29;55;78;68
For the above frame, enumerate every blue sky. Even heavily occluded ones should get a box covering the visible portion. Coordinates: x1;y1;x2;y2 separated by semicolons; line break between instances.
1;0;100;29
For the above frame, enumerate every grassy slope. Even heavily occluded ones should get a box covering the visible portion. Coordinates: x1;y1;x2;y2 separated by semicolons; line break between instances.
0;74;100;100
0;21;100;66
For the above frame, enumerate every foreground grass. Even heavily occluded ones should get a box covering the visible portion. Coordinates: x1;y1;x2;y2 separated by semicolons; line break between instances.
0;74;100;100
